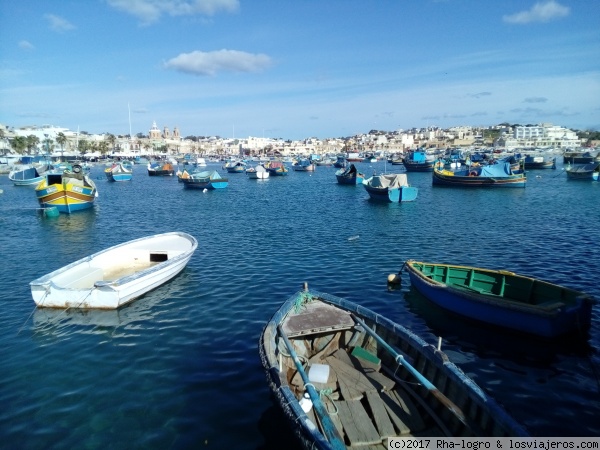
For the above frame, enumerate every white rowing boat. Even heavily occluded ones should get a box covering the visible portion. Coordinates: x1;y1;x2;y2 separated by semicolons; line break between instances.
30;232;197;309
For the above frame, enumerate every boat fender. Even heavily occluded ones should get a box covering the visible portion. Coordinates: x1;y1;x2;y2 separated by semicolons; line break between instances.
72;164;82;174
387;273;401;284
469;171;478;177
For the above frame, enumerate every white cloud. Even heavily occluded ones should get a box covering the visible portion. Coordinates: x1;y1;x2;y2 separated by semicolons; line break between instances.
107;0;239;25
19;40;35;50
164;49;273;76
44;14;76;32
503;1;570;24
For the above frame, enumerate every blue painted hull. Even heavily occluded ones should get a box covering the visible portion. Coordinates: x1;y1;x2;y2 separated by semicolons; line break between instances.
110;173;133;182
363;173;418;202
404;261;594;338
181;170;228;189
364;184;418;202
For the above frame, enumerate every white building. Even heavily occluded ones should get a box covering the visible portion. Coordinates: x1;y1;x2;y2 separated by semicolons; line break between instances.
501;123;581;149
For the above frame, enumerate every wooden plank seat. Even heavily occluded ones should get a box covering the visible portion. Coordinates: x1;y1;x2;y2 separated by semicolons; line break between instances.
283;301;355;337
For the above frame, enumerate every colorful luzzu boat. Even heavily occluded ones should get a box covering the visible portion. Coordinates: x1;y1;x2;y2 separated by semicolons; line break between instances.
35;165;98;213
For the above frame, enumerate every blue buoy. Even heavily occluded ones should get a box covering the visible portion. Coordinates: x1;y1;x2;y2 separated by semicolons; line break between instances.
43;207;59;218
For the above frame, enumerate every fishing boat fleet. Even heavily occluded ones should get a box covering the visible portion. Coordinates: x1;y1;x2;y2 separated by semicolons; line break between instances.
5;146;596;448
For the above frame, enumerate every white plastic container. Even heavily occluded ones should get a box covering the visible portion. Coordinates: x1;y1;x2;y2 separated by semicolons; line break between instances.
299;393;313;413
308;363;330;383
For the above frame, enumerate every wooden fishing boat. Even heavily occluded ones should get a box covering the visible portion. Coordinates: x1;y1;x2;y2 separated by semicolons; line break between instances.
523;154;556;170
9;164;54;186
246;164;270;179
394;260;595;338
565;162;600;181
259;284;528;449
333;156;347;168
432;162;526;188
105;162;133;182
402;150;434;172
30;232;198;309
224;160;247;173
181;170;228;189
35;165;98;213
335;164;364;185
147;161;174;176
293;159;316;172
264;160;289;176
363;173;418;202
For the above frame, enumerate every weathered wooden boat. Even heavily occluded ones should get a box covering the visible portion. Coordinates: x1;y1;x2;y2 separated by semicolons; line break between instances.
333;156;347;169
9;164;54;186
402;151;434;172
363;173;418;202
259;284;528;449
35;165;98;213
523;154;556;170
563;150;597;164
335;164;364;185
264;160;289;176
393;260;595;338
30;232;198;309
181;170;228;189
224;160;247;173
105;162;133;182
293;159;316;172
432;162;526;188
565;162;600;181
147;161;174;176
246;164;270;179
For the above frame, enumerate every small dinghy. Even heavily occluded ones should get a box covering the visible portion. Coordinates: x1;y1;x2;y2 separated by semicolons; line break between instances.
30;232;197;309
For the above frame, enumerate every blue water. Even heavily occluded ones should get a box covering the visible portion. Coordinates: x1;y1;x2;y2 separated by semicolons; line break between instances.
0;160;598;448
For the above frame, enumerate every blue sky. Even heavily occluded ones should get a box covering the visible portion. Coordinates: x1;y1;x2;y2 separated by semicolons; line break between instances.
1;0;598;140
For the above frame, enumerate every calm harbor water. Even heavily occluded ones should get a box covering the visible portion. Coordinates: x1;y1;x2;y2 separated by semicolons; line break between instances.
0;159;598;449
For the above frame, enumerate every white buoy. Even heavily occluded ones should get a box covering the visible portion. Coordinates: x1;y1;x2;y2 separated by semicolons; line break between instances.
387;273;400;284
203;188;208;193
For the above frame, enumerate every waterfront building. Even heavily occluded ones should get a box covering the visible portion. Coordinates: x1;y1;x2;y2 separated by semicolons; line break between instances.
497;123;582;149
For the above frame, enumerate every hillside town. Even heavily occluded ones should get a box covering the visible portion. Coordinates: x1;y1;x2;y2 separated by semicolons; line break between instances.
0;121;596;162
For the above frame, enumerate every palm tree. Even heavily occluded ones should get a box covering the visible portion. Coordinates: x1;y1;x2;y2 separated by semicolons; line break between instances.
26;135;41;154
11;136;28;155
78;139;89;156
106;133;116;153
56;132;67;158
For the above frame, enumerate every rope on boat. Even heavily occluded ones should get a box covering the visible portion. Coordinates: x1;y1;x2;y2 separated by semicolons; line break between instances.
293;291;314;313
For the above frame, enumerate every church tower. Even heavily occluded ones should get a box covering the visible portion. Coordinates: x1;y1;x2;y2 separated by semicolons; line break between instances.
149;121;161;139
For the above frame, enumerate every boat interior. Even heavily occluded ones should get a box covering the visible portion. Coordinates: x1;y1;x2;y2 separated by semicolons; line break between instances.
276;297;510;447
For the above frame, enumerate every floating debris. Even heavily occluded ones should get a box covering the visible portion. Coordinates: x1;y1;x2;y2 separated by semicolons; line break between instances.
347;235;359;241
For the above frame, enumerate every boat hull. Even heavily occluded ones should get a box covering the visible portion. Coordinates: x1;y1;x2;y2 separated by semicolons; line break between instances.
9;166;46;186
363;173;418;202
565;163;599;180
364;184;418;202
432;168;526;188
35;172;97;213
402;160;434;172
404;260;594;338
335;164;364;185
105;164;133;182
30;232;197;309
259;287;528;449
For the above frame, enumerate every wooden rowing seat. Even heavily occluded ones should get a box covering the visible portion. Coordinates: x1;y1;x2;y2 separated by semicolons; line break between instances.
282;301;354;337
